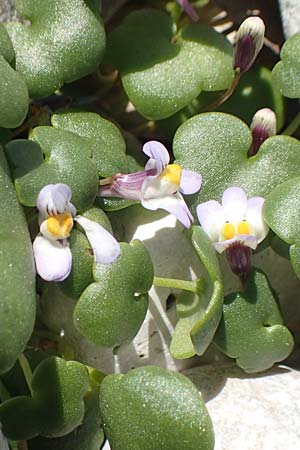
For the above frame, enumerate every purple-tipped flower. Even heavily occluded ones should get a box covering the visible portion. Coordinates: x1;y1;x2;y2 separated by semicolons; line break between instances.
99;141;202;228
176;0;199;21
33;184;120;282
233;17;265;75
196;187;269;278
249;108;277;156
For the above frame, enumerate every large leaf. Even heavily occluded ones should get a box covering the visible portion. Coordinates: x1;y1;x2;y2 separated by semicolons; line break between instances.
0;24;29;128
213;269;294;373
0;357;89;440
6;0;106;98
264;177;300;278
74;240;153;348
170;226;223;359
5;112;129;211
0;146;36;374
272;34;300;98
174;112;300;214
107;9;233;119
99;366;214;450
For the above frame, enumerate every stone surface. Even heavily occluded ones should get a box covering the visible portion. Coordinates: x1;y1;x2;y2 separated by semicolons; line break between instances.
0;0;18;23
183;364;300;450
278;0;300;37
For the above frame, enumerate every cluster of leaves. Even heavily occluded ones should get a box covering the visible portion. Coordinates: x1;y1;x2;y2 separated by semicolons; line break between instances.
0;0;300;449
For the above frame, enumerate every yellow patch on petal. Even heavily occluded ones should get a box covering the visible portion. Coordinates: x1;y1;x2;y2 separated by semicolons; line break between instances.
222;222;235;240
237;220;251;235
161;164;182;187
46;212;73;239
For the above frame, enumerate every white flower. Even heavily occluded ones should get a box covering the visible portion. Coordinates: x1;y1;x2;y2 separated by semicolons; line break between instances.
99;141;202;229
33;184;120;282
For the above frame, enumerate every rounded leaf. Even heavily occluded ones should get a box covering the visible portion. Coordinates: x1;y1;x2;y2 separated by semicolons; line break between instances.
272;34;300;98
99;366;214;450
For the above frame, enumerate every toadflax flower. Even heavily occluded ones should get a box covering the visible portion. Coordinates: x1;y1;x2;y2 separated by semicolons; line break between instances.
99;141;202;228
233;16;265;75
176;0;199;21
196;187;269;279
33;184;120;282
249;108;277;157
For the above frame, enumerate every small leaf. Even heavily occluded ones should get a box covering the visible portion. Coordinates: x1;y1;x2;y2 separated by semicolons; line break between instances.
170;226;223;359
6;0;106;98
99;366;214;450
213;269;294;373
174;112;300;214
264;177;300;278
0;357;89;440
272;34;300;98
107;9;233;119
74;240;153;348
0;147;36;374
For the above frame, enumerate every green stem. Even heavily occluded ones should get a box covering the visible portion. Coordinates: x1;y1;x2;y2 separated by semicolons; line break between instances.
153;276;203;294
204;72;240;111
281;111;300;136
18;354;33;396
0;379;10;402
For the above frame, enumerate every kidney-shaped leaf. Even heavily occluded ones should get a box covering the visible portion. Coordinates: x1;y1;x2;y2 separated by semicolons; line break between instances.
107;9;233;119
6;0;106;99
5;112;129;210
0;24;29;128
73;240;153;348
0;147;36;375
264;177;300;278
0;357;89;440
174;112;300;213
213;269;294;373
272;34;300;98
170;226;223;359
99;365;214;450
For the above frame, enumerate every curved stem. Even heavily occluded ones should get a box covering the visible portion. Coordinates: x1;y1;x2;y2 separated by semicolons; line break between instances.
18;354;33;396
0;379;10;402
153;276;203;294
204;72;240;112
281;111;300;136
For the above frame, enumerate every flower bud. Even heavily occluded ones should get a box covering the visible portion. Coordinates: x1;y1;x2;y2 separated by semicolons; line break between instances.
249;108;277;156
233;17;265;75
177;0;199;21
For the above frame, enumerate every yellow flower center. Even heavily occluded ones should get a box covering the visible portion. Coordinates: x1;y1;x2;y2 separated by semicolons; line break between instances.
161;164;182;187
46;212;73;239
222;220;251;240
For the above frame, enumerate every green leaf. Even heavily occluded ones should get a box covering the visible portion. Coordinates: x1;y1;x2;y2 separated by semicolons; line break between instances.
174;112;300;214
99;366;214;450
170;226;223;359
0;147;36;374
0;357;89;440
213;269;294;373
264;177;300;278
6;0;106;98
5;111;129;210
159;67;285;140
107;9;233;119
0;24;29;128
272;34;300;98
74;240;153;348
28;382;104;450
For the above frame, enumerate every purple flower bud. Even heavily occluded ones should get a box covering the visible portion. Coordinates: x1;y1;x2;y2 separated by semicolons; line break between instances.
225;241;252;281
233;17;265;75
176;0;199;22
249;108;277;156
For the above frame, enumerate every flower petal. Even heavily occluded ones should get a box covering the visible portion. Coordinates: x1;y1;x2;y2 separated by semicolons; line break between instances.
33;234;72;281
179;169;202;195
214;235;257;253
246;197;269;243
177;0;199;21
143;141;170;175
222;186;248;221
74;216;120;264
196;200;225;242
37;183;75;218
142;192;194;228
